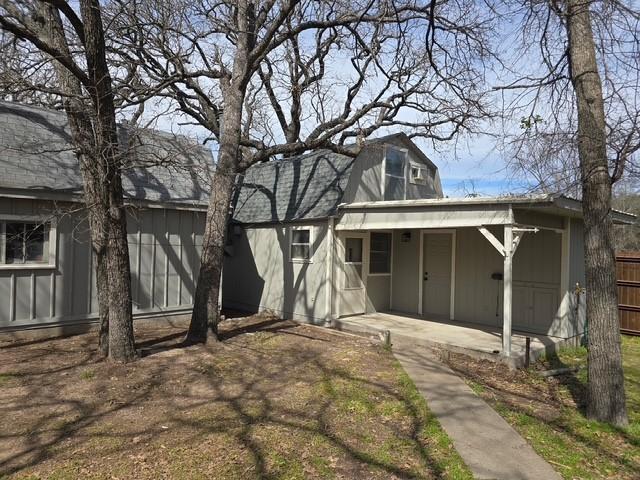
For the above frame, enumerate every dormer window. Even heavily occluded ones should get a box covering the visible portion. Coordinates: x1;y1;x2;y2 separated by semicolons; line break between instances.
383;146;407;200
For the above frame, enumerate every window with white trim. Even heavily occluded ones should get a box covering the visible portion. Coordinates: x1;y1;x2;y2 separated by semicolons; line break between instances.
384;146;407;200
290;227;312;262
0;221;51;265
369;232;391;274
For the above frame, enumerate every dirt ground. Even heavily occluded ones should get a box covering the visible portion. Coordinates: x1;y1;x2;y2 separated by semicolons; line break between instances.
0;314;469;480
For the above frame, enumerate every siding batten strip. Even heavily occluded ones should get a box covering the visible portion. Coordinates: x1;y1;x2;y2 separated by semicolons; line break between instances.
151;236;157;308
9;273;15;321
136;228;142;310
190;211;196;304
88;250;93;313
164;209;169;308
177;212;183;306
49;270;55;318
30;272;35;319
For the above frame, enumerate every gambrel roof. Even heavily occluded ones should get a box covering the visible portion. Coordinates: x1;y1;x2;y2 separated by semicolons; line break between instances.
0;101;212;207
232;150;355;224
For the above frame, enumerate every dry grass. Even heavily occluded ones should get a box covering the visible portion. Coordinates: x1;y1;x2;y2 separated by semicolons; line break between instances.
0;314;469;479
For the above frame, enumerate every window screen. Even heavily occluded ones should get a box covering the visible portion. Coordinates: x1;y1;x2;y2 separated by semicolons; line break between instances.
369;232;391;274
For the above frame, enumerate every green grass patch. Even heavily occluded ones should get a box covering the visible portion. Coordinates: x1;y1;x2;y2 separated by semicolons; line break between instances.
79;369;95;380
0;372;16;386
309;455;334;479
269;452;305;480
465;335;640;479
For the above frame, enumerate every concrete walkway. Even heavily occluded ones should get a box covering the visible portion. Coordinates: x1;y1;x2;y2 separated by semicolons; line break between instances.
392;337;561;480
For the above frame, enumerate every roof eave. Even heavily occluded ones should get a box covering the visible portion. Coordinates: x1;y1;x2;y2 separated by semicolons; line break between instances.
337;194;637;225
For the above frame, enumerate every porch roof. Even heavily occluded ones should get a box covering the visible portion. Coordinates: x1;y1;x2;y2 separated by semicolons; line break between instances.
335;193;636;230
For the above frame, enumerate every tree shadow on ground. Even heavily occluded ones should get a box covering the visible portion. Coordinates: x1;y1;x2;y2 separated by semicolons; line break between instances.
0;317;460;479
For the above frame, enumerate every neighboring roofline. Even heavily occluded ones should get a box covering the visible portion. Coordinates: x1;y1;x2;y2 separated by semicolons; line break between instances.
339;194;637;225
0;188;208;212
0;99;209;153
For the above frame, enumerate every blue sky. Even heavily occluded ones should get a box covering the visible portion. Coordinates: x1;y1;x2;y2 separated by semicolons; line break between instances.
413;134;528;197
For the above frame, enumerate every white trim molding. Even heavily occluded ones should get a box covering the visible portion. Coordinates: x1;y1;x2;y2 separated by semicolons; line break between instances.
0;215;58;270
289;225;314;263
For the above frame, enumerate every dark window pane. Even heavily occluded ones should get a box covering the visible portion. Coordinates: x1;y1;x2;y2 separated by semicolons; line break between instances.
4;222;48;264
5;223;24;264
25;224;46;262
292;229;310;244
370;232;391;252
369;232;391;274
384;176;405;201
385;148;406;177
291;244;310;260
345;238;363;262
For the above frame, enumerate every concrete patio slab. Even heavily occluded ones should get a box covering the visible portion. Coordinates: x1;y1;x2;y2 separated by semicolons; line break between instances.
392;336;562;480
334;311;566;368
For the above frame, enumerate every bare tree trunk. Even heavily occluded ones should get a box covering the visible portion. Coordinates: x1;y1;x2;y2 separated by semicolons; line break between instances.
186;0;252;341
566;0;628;426
40;0;136;361
103;161;136;360
186;85;242;342
96;251;109;356
186;169;235;342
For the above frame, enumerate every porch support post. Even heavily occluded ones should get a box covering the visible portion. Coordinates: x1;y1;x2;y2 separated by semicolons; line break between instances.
503;224;513;357
559;218;572;337
325;217;336;326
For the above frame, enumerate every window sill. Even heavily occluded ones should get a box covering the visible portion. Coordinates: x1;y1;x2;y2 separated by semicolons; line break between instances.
368;273;391;277
290;259;313;264
0;264;57;271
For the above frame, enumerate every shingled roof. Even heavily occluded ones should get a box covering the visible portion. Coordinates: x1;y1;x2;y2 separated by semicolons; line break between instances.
0;101;212;206
232;150;354;224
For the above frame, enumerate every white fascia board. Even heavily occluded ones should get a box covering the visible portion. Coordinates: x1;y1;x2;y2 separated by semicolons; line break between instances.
339;194;553;210
335;206;513;230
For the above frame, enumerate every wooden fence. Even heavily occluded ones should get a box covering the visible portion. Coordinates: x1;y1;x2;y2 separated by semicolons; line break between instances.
616;252;640;336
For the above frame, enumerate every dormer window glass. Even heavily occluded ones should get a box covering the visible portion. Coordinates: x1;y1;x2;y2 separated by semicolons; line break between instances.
384;146;407;201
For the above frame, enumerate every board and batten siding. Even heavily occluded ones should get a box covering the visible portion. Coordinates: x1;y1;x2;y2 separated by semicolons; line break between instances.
0;197;204;330
390;226;569;337
223;222;329;323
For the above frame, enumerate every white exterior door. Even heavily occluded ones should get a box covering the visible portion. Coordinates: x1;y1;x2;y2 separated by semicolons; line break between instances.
422;233;453;318
340;233;368;316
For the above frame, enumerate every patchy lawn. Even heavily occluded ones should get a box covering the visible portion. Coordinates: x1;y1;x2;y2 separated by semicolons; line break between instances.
0;314;470;479
444;335;640;480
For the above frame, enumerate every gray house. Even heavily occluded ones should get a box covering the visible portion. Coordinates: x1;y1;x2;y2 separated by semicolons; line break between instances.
223;133;635;358
0;101;211;335
2;101;635;361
